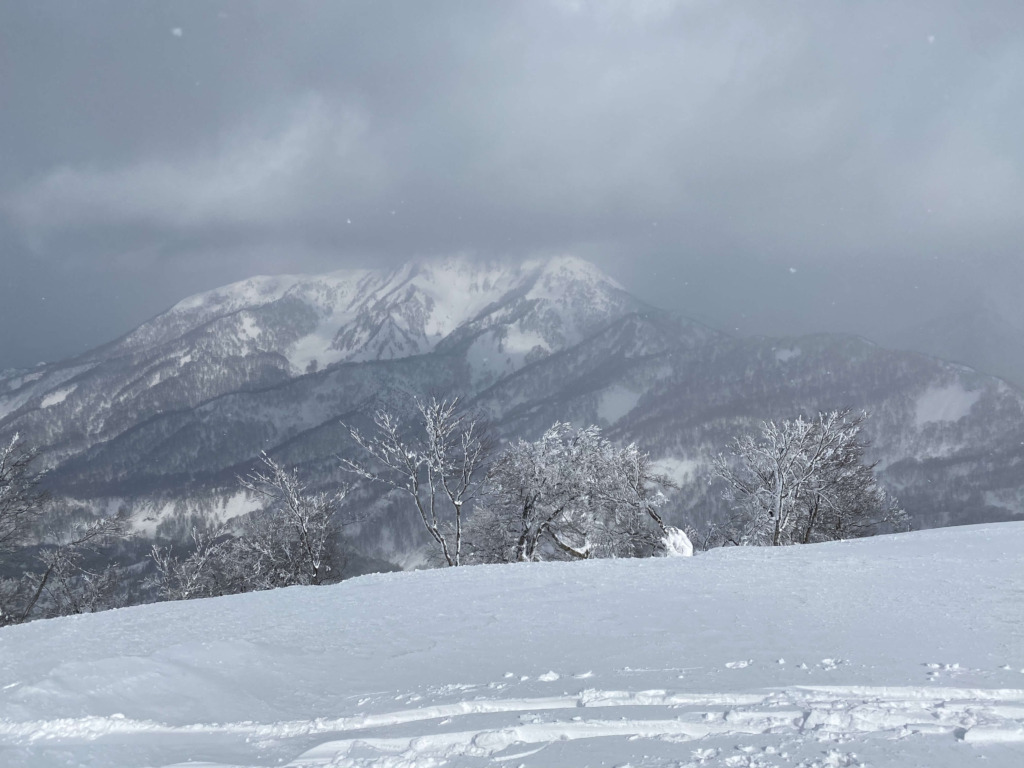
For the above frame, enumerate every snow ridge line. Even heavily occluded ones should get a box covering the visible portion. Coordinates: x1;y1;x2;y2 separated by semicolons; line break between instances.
295;717;799;765
290;685;1024;765
0;690;764;744
792;684;1024;701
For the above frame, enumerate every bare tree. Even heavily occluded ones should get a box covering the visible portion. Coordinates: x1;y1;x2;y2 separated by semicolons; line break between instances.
805;457;909;542
33;515;128;618
712;410;908;547
713;415;815;546
342;397;489;566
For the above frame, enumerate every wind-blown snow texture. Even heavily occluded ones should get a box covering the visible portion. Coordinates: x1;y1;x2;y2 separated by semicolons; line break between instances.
2;255;1024;559
1;523;1022;767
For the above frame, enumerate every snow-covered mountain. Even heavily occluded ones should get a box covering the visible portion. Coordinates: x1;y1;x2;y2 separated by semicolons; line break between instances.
107;256;639;375
2;255;1024;559
1;523;1022;766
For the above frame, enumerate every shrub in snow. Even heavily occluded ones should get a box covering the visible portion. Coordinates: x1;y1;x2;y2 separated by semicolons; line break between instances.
236;452;349;587
150;525;232;601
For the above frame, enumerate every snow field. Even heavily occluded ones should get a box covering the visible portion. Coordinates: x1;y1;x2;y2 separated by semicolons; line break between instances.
40;385;77;409
914;383;982;427
0;523;1022;766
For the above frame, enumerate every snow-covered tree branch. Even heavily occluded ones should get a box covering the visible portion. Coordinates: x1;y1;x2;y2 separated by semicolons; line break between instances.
0;435;131;624
150;525;231;601
2;512;129;625
150;454;353;599
237;452;349;587
0;433;48;557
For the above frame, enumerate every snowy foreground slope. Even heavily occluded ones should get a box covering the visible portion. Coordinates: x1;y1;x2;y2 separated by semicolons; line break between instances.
2;525;1023;767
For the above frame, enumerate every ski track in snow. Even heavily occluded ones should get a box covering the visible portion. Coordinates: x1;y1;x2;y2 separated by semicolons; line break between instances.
2;684;1023;766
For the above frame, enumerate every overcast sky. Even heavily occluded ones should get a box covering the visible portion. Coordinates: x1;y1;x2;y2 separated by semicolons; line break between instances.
2;1;1023;368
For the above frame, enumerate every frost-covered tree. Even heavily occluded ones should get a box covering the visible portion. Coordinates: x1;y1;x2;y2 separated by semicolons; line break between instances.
29;516;129;619
0;434;47;557
150;525;232;601
604;442;679;557
0;435;129;624
237;452;349;587
342;397;489;567
804;456;908;542
1;513;128;625
465;423;673;563
712;410;908;547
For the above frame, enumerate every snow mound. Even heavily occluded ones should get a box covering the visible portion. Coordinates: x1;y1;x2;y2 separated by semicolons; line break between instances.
663;526;694;557
1;523;1022;767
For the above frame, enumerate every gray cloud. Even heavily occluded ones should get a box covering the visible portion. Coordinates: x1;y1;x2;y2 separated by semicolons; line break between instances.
7;95;381;241
2;0;1023;367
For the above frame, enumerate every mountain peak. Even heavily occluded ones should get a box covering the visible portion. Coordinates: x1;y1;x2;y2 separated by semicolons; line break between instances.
109;256;632;373
529;254;623;290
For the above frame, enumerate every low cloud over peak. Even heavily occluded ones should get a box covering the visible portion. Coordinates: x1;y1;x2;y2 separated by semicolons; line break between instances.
2;1;1023;367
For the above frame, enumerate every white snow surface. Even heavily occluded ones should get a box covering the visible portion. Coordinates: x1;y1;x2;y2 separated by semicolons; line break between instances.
775;347;802;363
172;274;300;314
1;524;1023;767
237;313;261;342
39;385;76;409
915;383;983;427
128;491;262;537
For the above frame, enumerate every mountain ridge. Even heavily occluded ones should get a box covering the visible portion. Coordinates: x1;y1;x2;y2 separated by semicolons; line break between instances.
2;255;1023;561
